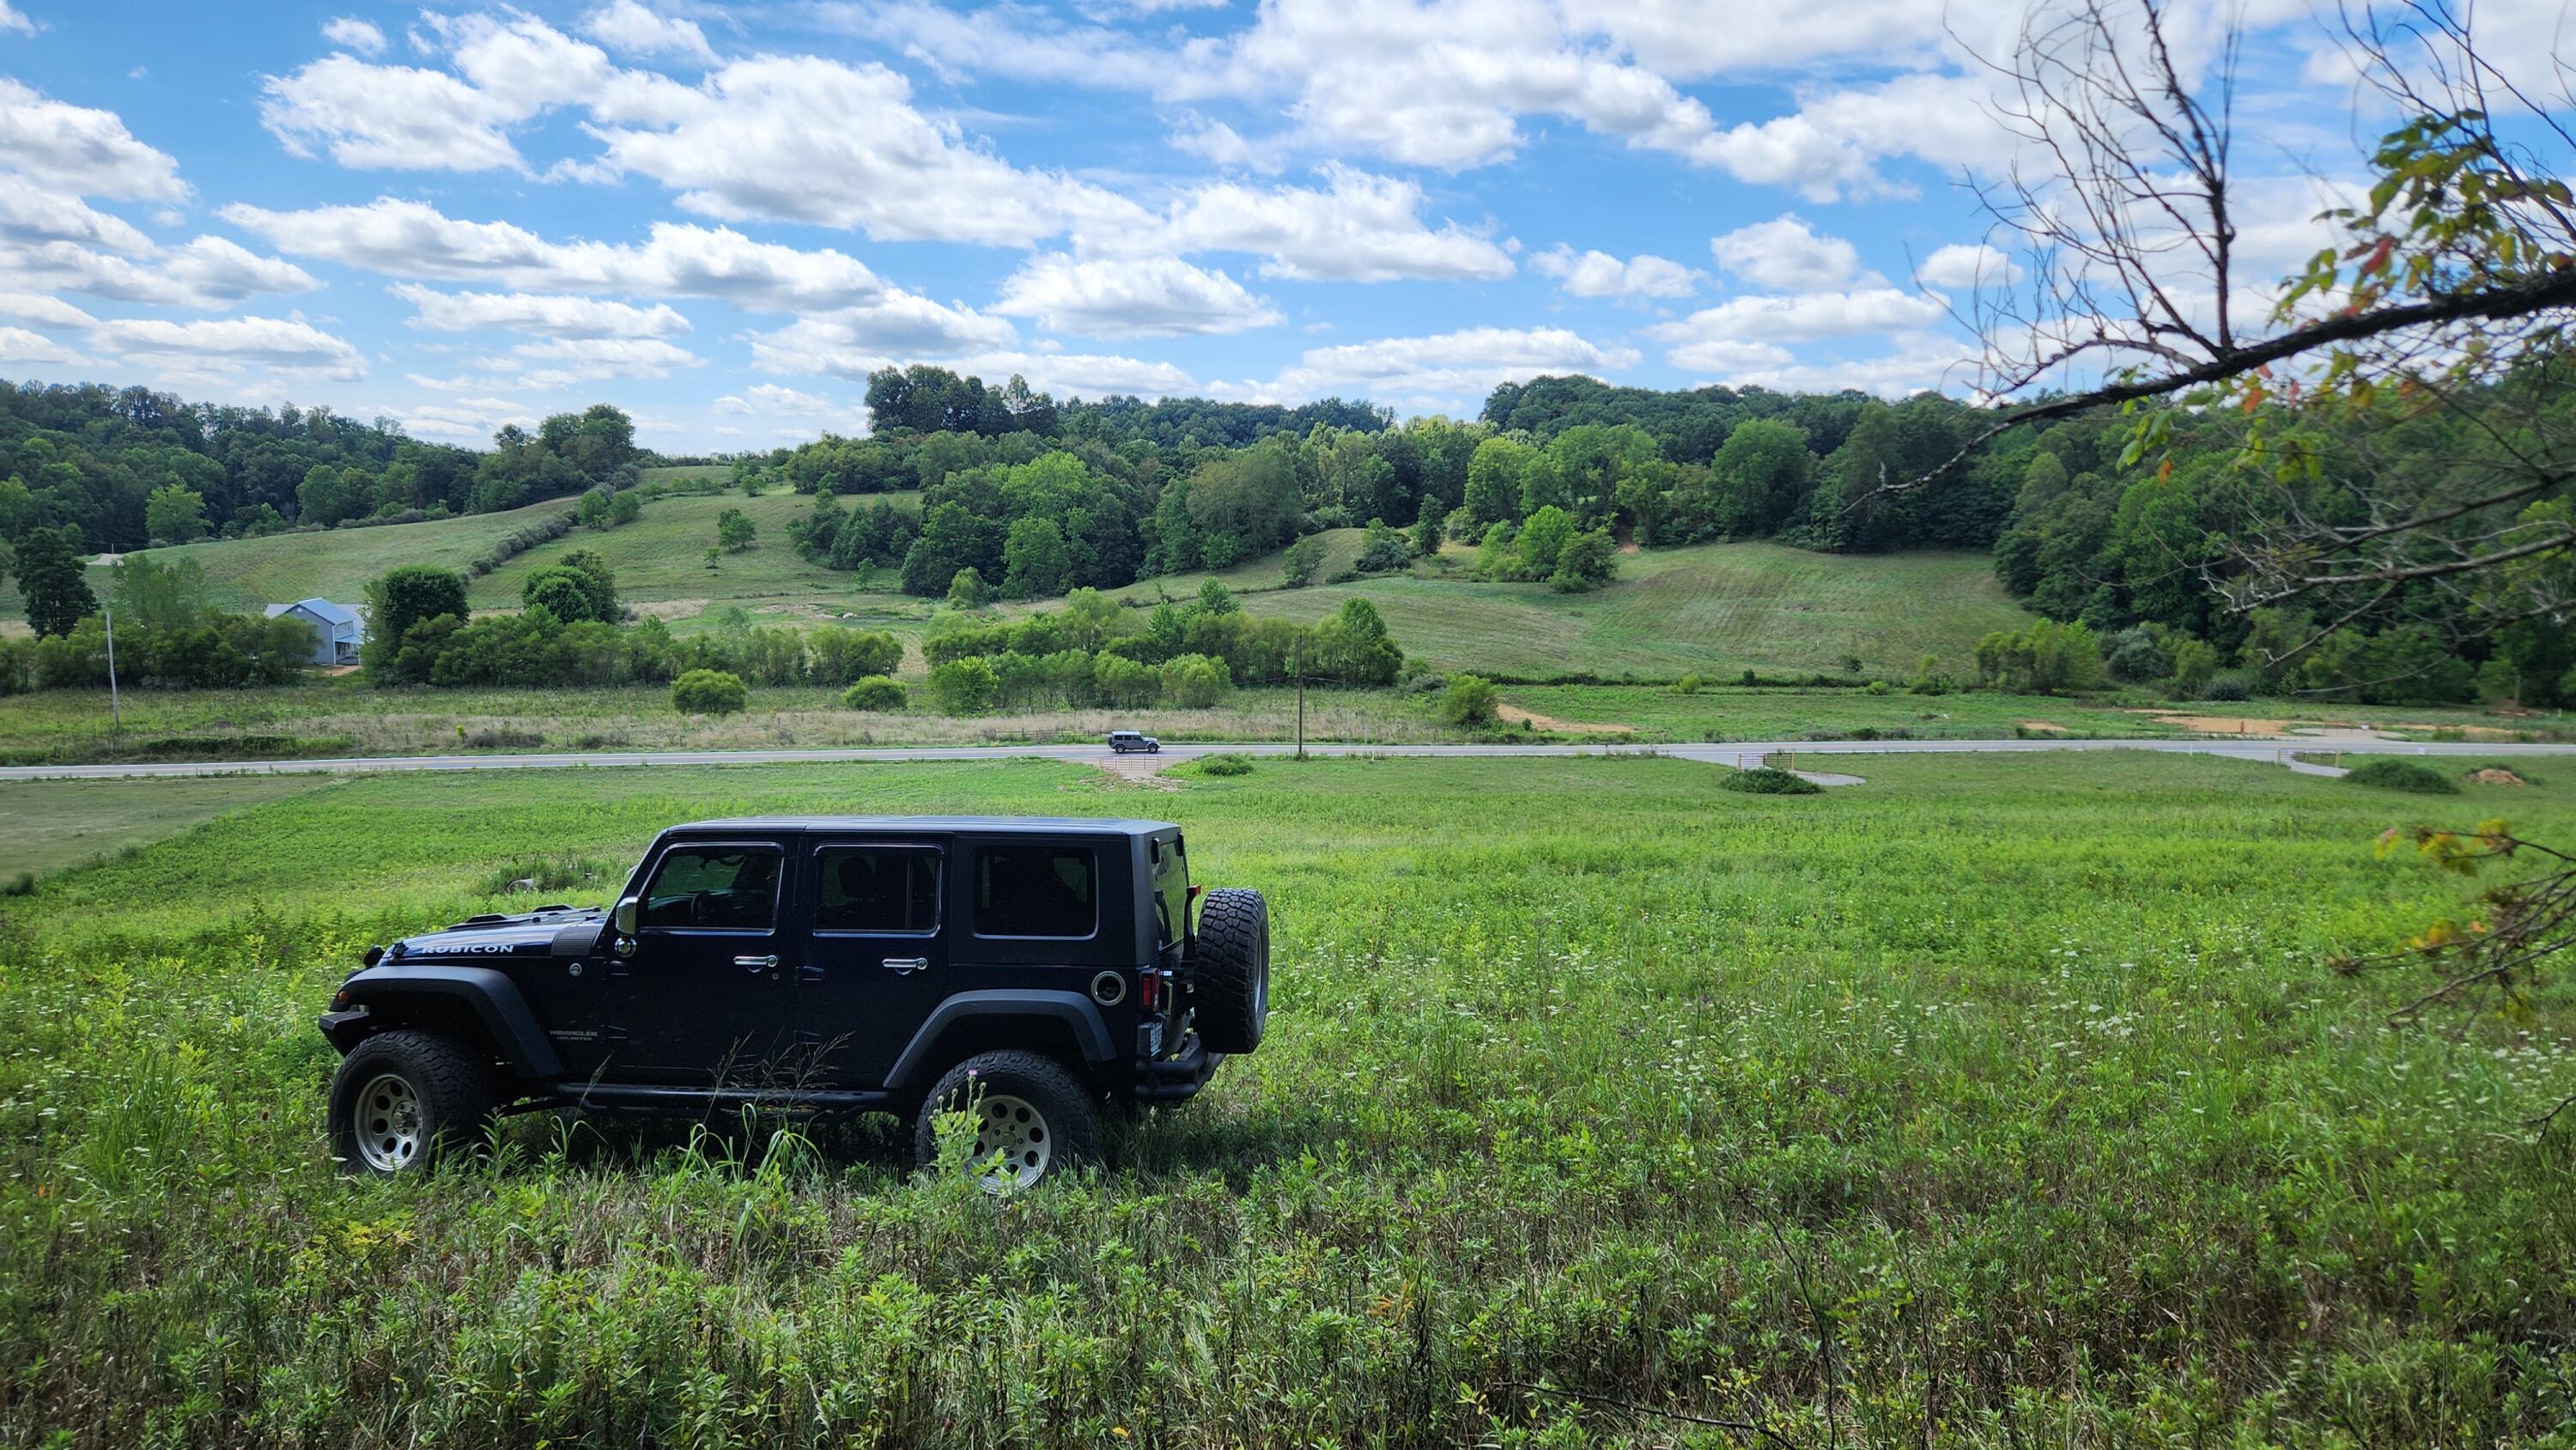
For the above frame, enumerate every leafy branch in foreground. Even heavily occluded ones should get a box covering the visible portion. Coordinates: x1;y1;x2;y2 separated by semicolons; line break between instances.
2341;820;2576;1125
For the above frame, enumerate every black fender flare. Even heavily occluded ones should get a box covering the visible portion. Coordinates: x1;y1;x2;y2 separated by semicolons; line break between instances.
327;966;564;1080
882;989;1113;1090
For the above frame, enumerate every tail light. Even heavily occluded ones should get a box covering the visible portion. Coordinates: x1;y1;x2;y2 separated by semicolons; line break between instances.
1139;970;1161;1011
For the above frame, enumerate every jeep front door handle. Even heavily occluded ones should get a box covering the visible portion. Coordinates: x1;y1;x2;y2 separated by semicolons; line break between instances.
735;954;779;973
881;956;929;974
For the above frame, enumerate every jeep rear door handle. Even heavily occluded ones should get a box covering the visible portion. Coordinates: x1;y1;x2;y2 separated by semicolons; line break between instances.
735;954;779;972
881;956;929;974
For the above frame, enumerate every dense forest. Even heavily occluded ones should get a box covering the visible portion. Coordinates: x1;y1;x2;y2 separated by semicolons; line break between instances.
4;361;2570;707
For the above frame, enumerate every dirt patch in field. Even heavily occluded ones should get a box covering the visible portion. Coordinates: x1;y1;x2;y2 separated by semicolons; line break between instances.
1091;753;1180;788
2142;713;2290;734
2018;719;2069;733
1498;703;1637;735
2402;722;2530;741
630;598;711;622
2468;767;2529;786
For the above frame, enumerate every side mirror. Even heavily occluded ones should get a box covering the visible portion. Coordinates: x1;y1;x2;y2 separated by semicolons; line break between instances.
613;895;640;936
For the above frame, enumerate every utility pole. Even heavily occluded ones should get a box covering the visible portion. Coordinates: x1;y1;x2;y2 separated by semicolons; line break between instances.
102;600;121;739
1292;635;1306;760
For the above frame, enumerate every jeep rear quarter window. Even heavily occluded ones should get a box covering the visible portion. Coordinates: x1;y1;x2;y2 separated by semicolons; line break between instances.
641;846;781;930
1151;832;1188;949
975;845;1096;938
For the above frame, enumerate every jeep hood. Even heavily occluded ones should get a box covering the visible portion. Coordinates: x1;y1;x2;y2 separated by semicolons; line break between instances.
390;905;605;962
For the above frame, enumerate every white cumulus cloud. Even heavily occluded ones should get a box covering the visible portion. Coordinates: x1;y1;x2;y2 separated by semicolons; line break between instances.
94;315;366;380
321;16;386;55
0;78;188;201
1709;215;1868;293
993;255;1282;337
580;0;717;64
1531;246;1702;300
221;198;889;312
392;284;691;338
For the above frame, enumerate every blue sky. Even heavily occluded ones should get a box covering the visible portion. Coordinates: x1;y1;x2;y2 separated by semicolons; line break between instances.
0;0;2422;452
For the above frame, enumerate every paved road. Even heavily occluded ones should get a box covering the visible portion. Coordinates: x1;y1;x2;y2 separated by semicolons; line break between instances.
3;736;2572;781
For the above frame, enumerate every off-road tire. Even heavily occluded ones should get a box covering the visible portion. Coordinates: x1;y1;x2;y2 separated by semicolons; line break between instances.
1192;886;1269;1053
326;1030;500;1178
914;1050;1102;1188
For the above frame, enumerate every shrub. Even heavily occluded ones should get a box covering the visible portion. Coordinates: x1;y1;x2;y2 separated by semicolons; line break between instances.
1864;679;1893;695
807;626;902;685
928;656;999;715
1159;652;1233;707
2342;757;2460;793
1198;754;1254;777
2201;670;2255;702
842;676;908;712
671;668;748;716
1439;673;1500;727
1722;765;1823;795
1674;673;1703;695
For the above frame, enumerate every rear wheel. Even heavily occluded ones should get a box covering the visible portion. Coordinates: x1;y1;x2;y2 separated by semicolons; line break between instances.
913;1050;1101;1190
1192;887;1270;1053
326;1030;499;1177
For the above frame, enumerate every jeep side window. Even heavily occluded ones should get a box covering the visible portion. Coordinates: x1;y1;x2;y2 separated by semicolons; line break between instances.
975;846;1096;938
814;849;940;933
640;846;781;930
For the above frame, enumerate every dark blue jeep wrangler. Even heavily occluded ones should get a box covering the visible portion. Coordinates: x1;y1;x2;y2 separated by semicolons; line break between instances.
319;816;1269;1186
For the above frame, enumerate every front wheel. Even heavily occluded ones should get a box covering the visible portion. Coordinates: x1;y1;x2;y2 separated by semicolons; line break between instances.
325;1030;499;1177
914;1050;1101;1190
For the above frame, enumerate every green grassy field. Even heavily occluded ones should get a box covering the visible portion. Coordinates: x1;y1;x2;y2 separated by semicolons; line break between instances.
0;488;925;637
468;488;923;624
0;775;329;882
0;497;589;622
2;752;2571;1445
1212;541;2036;679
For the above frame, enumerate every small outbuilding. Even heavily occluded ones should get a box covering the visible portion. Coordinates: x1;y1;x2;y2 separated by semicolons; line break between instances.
264;598;366;665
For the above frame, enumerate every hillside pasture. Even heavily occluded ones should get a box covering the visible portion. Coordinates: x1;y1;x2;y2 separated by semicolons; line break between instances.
1224;542;2033;680
468;488;920;618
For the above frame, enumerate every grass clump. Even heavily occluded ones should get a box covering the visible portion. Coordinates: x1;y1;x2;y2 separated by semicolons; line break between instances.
2342;756;2461;793
474;853;620;895
1195;753;1255;776
1719;764;1822;794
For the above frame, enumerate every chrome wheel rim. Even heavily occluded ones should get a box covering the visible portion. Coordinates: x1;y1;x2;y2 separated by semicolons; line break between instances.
971;1093;1050;1188
353;1072;424;1172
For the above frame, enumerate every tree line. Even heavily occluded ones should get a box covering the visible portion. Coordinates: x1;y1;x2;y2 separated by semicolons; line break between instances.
9;358;2564;710
0;381;647;556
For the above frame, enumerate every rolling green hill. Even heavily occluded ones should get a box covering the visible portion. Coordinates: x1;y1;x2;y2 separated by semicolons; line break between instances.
465;489;920;627
6;489;2029;677
0;488;925;639
1143;538;2032;679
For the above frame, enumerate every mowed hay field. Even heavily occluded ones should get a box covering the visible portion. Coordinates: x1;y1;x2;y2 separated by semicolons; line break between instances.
0;497;587;621
0;488;925;633
1227;542;2035;679
3;753;2573;1446
466;488;921;621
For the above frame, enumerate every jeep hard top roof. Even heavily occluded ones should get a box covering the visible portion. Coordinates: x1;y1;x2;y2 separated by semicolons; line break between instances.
663;815;1179;837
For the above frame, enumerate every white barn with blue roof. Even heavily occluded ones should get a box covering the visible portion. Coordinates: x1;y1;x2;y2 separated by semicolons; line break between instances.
263;598;366;665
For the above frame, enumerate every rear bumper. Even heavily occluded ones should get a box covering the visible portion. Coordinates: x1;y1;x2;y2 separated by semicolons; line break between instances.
1133;1033;1220;1103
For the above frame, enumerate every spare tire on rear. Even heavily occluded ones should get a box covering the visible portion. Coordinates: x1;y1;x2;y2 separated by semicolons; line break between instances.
1191;887;1269;1053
